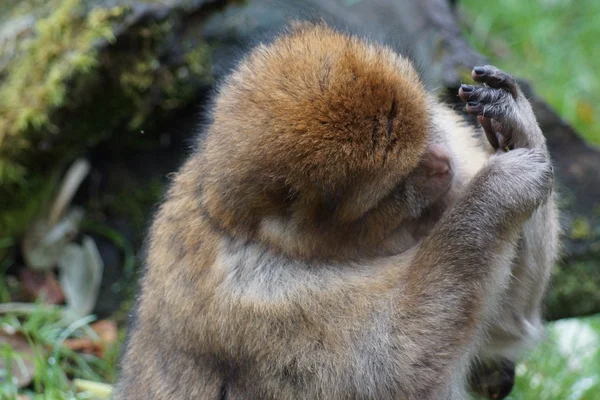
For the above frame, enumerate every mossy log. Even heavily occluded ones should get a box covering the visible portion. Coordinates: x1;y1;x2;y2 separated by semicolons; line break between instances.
1;0;598;320
0;0;225;239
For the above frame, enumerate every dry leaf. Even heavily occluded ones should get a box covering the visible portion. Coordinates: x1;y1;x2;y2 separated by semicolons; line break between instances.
64;337;103;357
21;209;84;271
19;269;65;305
21;159;90;271
0;329;38;388
63;320;117;357
59;236;104;321
73;378;113;398
91;320;117;345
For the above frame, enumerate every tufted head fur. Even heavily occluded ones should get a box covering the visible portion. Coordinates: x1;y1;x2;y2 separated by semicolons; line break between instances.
197;22;431;257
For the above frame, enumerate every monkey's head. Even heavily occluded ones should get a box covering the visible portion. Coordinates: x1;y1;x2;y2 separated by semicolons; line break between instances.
199;22;453;258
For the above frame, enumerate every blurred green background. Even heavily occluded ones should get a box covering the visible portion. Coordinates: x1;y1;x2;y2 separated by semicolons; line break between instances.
462;0;600;146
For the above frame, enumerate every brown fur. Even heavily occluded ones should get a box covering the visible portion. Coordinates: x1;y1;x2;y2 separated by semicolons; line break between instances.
200;22;431;259
114;23;558;400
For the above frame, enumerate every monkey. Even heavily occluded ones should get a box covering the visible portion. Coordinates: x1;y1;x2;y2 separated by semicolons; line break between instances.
113;22;558;400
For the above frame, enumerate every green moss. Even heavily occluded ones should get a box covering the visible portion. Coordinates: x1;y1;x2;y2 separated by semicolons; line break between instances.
0;173;58;235
0;0;215;252
184;43;212;76
105;177;164;236
0;0;126;183
571;217;593;240
0;0;55;24
118;25;213;128
547;260;600;320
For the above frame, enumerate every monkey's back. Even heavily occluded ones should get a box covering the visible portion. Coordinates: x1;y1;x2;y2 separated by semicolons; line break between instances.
114;162;392;400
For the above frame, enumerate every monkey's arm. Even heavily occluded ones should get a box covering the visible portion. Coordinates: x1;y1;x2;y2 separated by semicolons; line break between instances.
465;197;558;399
389;146;552;398
459;65;559;356
459;65;560;398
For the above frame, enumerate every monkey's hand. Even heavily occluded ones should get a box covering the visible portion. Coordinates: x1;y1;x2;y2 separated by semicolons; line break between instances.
476;147;553;222
458;65;546;152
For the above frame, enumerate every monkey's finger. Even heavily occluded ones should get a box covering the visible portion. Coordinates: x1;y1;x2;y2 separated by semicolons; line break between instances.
491;119;514;151
464;101;510;123
478;116;513;152
459;84;512;106
471;65;519;99
478;116;500;150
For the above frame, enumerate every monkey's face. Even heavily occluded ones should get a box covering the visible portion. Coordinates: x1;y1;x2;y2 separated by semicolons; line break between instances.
400;142;455;218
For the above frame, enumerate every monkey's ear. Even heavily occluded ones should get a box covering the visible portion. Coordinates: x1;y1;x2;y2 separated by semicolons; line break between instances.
419;144;451;176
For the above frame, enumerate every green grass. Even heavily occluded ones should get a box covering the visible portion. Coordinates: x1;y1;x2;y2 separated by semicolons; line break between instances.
509;316;600;399
0;306;119;399
461;0;600;146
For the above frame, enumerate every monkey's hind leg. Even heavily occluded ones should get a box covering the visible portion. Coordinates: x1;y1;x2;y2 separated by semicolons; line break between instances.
469;358;516;400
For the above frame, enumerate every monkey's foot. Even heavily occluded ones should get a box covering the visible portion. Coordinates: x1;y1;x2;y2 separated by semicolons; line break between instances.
469;358;516;400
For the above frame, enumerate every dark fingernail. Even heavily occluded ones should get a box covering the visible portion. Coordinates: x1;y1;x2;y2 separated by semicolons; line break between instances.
473;66;485;75
467;102;478;107
460;84;473;92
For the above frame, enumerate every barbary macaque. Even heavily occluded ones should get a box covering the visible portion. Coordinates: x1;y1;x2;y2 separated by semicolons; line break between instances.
114;22;558;400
